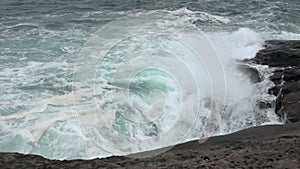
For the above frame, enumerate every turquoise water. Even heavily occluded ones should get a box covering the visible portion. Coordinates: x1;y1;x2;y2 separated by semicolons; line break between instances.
0;0;299;159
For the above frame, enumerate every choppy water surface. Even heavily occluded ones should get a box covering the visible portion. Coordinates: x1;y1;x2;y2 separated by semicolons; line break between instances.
0;0;299;159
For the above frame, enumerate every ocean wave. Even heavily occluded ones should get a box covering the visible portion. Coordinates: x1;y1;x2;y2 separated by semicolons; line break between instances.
0;7;298;159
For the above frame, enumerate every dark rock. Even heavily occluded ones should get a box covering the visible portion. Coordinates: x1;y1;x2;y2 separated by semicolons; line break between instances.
280;68;300;81
269;69;284;85
274;88;300;121
237;64;262;83
256;100;274;109
270;67;300;85
280;80;300;95
252;40;300;67
268;86;280;96
282;91;300;105
283;103;300;123
251;40;300;124
273;81;300;121
277;92;300;123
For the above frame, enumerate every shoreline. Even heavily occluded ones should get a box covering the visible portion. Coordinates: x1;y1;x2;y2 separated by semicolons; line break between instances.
1;40;300;168
1;123;299;168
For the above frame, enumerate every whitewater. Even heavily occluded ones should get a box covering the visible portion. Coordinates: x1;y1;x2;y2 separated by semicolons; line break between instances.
0;1;300;160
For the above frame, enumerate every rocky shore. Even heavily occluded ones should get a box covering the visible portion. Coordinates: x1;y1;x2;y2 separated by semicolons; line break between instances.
251;40;300;124
1;40;300;169
1;123;299;169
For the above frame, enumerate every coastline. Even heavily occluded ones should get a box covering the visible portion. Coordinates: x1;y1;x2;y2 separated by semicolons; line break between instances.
1;123;299;168
1;40;300;169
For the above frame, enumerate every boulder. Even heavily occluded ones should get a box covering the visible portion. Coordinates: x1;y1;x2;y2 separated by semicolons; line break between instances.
251;40;300;123
270;67;300;85
269;69;284;85
282;91;300;105
266;80;300;97
283;103;300;123
276;91;300;122
237;64;262;83
256;100;274;109
252;40;300;67
280;80;300;95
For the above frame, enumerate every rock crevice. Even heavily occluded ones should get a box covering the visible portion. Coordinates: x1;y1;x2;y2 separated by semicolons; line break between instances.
252;40;300;123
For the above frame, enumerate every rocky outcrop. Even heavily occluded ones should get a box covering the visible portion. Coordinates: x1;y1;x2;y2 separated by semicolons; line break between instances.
252;40;300;123
237;64;262;83
251;40;300;67
269;68;300;85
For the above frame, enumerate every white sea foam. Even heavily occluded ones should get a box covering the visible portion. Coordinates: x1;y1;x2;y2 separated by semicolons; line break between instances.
1;8;298;159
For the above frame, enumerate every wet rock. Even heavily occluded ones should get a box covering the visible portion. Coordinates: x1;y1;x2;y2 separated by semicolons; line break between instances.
237;64;262;83
273;80;300;123
268;80;300;102
276;91;300;123
282;103;300;123
282;91;300;105
252;40;300;123
280;80;300;96
280;68;300;81
252;40;300;67
256;100;274;109
270;67;300;85
269;69;285;85
268;86;280;96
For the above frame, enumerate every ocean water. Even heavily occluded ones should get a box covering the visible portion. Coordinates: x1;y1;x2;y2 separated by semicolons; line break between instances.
0;0;299;160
